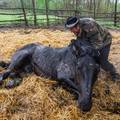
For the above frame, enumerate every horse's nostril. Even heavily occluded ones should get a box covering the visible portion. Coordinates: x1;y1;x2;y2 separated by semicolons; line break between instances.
78;98;92;112
80;101;92;112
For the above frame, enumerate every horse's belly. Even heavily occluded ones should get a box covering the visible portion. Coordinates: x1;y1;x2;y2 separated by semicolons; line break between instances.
32;60;57;78
32;46;76;79
32;50;57;78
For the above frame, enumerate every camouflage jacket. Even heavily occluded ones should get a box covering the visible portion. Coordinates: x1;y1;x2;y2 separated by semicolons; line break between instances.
77;18;112;49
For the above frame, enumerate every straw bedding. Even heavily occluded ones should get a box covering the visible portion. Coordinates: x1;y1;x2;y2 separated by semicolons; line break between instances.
0;28;119;120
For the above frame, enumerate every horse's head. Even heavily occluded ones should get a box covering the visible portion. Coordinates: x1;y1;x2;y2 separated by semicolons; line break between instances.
70;39;100;111
77;56;99;111
70;38;94;58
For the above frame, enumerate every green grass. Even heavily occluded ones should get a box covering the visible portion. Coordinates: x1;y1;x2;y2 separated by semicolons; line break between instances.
0;14;63;25
96;19;120;28
0;13;120;28
0;15;20;21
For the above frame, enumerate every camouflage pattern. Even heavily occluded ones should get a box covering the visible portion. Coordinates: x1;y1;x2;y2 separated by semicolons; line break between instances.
77;18;112;49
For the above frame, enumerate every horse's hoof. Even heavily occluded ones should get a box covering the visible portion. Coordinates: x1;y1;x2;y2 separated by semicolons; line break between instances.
5;80;14;89
5;78;22;89
15;78;22;85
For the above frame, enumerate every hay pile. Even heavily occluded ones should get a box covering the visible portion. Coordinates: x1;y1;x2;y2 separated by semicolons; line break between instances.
0;28;120;120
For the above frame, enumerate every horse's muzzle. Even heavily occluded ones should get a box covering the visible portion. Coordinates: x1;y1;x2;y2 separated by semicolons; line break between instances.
78;95;92;112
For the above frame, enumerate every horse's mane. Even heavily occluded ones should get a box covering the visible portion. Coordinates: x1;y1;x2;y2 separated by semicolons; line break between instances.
69;38;97;57
69;38;91;48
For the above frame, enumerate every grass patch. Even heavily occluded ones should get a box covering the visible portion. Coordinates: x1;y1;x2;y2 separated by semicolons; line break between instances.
96;19;120;28
0;15;20;21
0;14;63;25
0;12;120;28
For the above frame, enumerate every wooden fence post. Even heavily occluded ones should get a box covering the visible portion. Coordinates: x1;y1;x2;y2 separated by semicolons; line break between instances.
114;0;118;26
32;0;37;26
45;0;49;27
75;0;79;16
20;0;28;26
93;0;96;19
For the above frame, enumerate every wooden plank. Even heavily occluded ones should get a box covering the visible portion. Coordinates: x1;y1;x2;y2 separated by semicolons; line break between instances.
0;8;76;11
0;13;23;15
0;19;24;22
0;8;119;15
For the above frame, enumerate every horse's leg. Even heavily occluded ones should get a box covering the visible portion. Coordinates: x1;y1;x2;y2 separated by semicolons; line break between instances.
24;64;33;73
5;72;22;89
8;50;30;71
62;78;79;91
0;50;31;84
57;66;80;95
0;61;11;84
0;70;11;84
0;61;10;69
57;77;79;94
5;59;33;89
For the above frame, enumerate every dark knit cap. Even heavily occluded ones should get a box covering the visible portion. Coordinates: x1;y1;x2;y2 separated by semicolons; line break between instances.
65;16;79;28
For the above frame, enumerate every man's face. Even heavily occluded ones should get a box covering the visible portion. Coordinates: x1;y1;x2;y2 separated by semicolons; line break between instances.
69;25;80;36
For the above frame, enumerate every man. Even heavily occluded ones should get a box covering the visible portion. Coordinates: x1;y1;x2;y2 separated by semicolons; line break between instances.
65;16;120;81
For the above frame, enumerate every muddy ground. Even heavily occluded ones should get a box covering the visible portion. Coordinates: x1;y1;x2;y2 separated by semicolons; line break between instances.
0;28;120;120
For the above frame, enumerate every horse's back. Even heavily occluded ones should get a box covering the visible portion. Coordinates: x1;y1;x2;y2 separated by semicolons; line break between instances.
32;45;71;77
15;43;40;53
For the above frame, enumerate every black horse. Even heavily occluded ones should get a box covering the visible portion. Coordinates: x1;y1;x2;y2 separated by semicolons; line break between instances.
0;39;99;112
